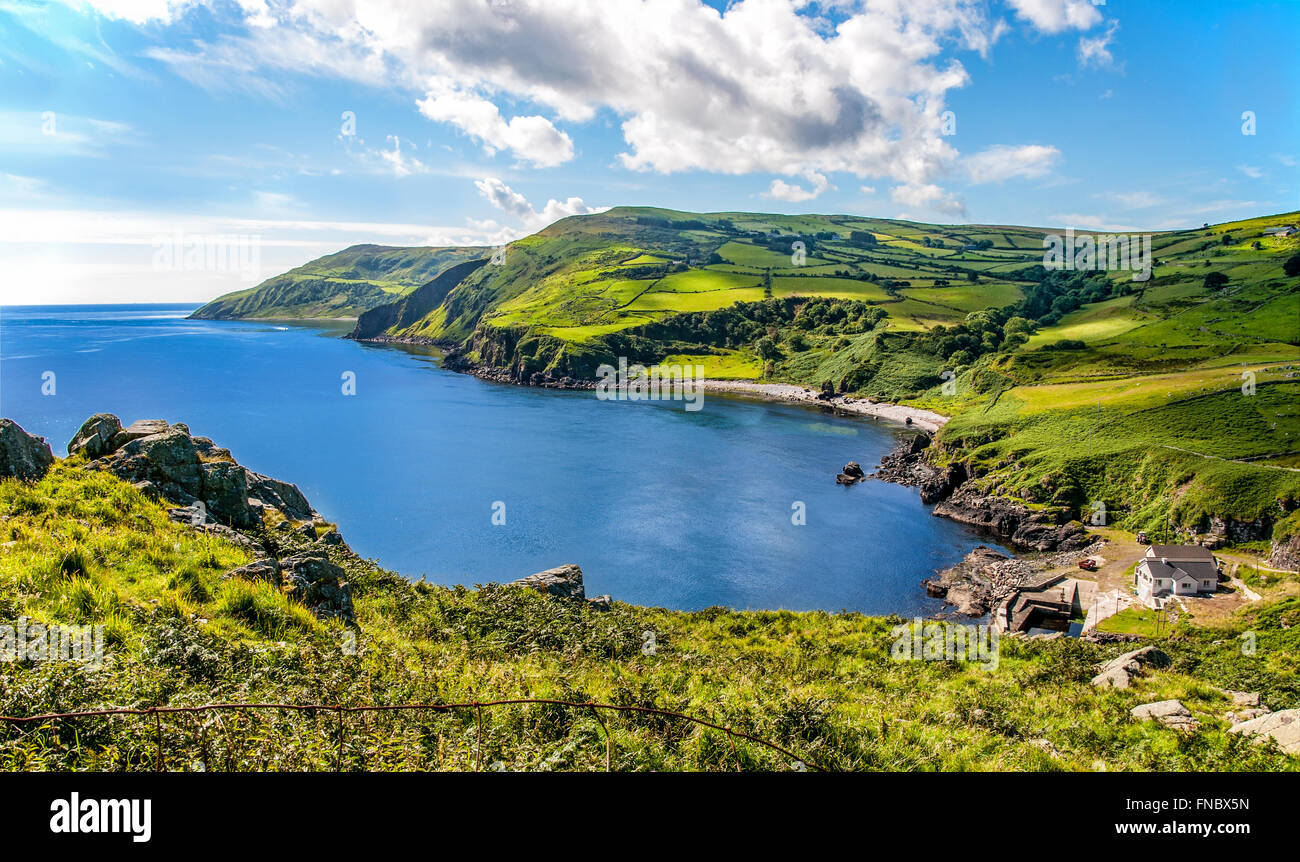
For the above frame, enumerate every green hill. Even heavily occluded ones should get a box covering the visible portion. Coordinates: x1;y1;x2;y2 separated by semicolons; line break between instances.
189;244;489;320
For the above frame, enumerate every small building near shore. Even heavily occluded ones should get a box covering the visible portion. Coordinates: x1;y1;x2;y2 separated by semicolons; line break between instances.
1134;545;1220;608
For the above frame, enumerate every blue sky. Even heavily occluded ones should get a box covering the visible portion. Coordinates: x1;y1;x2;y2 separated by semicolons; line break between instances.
0;0;1296;304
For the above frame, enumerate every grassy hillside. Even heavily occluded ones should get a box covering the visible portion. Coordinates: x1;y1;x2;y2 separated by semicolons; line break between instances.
366;207;1296;542
2;463;1297;771
190;244;488;320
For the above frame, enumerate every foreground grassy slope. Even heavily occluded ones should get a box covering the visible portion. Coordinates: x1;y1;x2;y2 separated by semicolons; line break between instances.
2;464;1297;771
190;244;488;320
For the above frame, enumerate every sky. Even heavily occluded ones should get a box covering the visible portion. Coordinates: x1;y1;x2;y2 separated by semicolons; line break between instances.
0;0;1296;304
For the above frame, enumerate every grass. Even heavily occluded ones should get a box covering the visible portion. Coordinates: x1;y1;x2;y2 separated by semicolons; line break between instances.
2;465;1297;771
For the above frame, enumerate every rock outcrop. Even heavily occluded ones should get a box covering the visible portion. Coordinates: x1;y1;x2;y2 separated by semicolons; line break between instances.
932;485;1090;552
1130;699;1198;731
1228;709;1300;754
68;414;320;529
510;564;611;609
1090;645;1170;689
279;550;355;622
1269;531;1300;571
0;419;54;482
923;546;1030;616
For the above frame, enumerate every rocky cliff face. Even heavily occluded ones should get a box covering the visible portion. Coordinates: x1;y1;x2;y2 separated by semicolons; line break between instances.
69;414;318;530
874;433;1090;553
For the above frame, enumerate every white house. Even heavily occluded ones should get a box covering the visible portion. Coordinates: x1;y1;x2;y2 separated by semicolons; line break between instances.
1134;545;1220;608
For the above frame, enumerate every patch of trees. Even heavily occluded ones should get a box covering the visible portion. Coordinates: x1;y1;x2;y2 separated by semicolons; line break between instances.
634;216;711;231
766;235;816;255
1203;271;1229;290
1285;253;1300;277
847;231;878;248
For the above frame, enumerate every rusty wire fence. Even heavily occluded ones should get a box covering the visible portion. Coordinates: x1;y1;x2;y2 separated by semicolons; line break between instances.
0;699;825;772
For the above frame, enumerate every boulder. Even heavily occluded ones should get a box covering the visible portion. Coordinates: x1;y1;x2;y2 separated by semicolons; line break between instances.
106;427;203;503
279;550;354;622
67;413;123;459
1091;646;1170;689
835;472;860;485
1228;709;1300;754
199;461;255;527
1131;699;1198;731
245;471;317;521
842;462;865;479
225;558;281;583
0;419;54;482
512;564;586;600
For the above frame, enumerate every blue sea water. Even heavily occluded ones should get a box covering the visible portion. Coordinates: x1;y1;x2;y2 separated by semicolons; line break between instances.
0;303;999;614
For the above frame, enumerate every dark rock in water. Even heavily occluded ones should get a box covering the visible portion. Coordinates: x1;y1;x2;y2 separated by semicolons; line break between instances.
67;413;123;460
280;550;354;622
933;484;1090;552
225;558;281;583
835;472;860;485
842;461;864;479
923;546;1022;616
512;563;586;600
919;463;966;505
0;419;54;483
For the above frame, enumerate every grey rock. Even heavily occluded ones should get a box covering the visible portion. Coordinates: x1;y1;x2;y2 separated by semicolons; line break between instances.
245;471;317;521
225;558;281;583
512;564;586;600
0;419;54;483
1091;646;1170;689
199;461;255;528
1229;708;1300;754
67;413;123;459
280;550;354;622
587;594;612;610
1131;699;1198;731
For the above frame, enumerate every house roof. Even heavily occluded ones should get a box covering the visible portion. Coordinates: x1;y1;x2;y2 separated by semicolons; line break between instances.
1147;545;1215;561
1139;558;1217;584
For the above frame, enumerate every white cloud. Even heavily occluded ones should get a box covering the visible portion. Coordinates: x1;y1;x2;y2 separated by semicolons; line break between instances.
1078;20;1120;69
377;135;427;177
416;83;574;168
891;183;966;218
766;172;833;202
1237;165;1263;179
962;144;1060;183
1006;0;1103;34
106;0;1112;189
474;177;606;232
54;0;187;25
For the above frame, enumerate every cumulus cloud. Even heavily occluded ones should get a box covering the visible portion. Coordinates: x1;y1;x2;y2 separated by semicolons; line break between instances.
69;0;1114;193
474;177;606;232
962;144;1060;183
417;83;573;167
1006;0;1102;34
766;172;833;202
